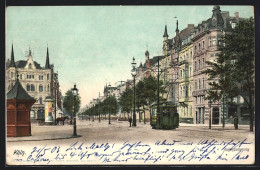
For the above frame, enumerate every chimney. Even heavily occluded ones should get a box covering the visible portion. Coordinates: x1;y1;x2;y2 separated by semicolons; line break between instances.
221;11;230;18
188;24;194;28
234;12;239;19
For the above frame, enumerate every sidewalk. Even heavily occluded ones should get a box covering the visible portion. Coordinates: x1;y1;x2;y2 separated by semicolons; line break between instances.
6;123;82;142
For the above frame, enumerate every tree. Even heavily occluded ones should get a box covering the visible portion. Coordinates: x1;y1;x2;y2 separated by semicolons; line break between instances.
119;88;133;118
203;17;254;131
63;89;81;116
136;80;147;123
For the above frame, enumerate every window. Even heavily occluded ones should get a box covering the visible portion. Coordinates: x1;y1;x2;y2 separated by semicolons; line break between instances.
47;74;49;80
180;70;183;78
39;85;43;92
202;41;205;48
198;60;200;70
194;46;197;53
180;87;182;97
31;84;35;91
203;78;205;88
20;74;22;79
202;58;205;68
199;43;201;50
189;67;191;77
196;97;198;104
186;86;188;97
47;85;50;92
212;37;216;45
39;97;42;104
195;80;197;90
27;84;30;91
32;75;34;79
199;79;201;89
29;63;32;69
39;75;43;80
194;61;197;71
190;85;192;97
29;75;31;79
190;51;192;58
27;75;29;79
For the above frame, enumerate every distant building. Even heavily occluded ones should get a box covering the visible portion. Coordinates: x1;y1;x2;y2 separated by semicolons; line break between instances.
6;45;61;120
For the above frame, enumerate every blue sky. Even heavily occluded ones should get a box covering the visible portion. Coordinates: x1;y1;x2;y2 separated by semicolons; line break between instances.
6;5;254;107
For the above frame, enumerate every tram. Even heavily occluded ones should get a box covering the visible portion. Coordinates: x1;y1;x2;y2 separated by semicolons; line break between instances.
150;102;179;130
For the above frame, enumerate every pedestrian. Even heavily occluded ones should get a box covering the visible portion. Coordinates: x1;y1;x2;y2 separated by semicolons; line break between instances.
234;116;238;130
129;117;132;127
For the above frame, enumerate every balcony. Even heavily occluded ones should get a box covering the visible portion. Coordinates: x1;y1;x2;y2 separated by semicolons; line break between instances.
192;89;206;96
178;60;188;66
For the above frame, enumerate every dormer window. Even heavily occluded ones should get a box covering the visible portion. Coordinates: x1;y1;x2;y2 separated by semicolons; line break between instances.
232;22;236;29
29;63;32;69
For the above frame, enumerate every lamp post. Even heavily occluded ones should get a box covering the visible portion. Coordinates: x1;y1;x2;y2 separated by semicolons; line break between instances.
208;99;212;129
72;84;78;137
131;57;137;127
108;84;111;124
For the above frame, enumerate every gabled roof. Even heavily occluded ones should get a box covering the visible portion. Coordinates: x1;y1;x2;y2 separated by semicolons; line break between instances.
6;60;43;69
7;79;34;100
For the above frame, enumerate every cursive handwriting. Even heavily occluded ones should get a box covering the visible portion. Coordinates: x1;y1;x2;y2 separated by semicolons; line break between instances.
20;138;252;164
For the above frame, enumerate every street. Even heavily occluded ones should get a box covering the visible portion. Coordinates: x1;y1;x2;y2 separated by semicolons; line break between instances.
7;119;254;145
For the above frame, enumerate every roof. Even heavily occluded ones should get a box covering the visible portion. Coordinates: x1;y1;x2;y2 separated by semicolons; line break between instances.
6;60;43;69
149;56;164;66
7;79;35;100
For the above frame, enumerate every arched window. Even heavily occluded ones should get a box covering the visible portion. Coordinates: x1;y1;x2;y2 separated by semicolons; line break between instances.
27;84;30;91
29;63;32;69
39;84;43;92
31;84;35;91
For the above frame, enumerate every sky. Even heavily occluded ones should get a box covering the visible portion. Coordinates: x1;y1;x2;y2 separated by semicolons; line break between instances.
6;5;254;108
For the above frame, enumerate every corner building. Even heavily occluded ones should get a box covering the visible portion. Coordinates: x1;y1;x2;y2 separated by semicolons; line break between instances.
192;5;241;124
6;45;61;120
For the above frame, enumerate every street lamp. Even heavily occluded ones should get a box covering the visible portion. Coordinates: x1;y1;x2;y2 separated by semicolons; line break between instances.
72;84;78;137
131;57;137;127
108;84;111;124
208;99;212;129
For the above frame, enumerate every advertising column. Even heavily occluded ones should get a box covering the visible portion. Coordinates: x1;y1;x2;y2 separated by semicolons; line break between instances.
44;96;54;125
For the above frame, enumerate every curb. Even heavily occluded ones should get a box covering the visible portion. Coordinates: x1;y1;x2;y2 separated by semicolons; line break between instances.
7;135;82;142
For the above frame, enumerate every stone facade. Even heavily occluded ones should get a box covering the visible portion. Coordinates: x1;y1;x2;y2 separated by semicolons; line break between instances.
6;45;61;120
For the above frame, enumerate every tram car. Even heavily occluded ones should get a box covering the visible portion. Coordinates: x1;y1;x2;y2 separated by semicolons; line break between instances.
150;103;179;130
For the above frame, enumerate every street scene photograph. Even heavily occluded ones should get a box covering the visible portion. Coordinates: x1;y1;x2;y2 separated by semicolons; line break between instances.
5;5;255;165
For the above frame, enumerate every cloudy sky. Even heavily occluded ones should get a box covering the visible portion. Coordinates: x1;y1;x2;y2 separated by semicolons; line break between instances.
6;5;254;107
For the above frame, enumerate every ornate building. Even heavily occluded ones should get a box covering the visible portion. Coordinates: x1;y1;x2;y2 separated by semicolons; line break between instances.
6;44;61;120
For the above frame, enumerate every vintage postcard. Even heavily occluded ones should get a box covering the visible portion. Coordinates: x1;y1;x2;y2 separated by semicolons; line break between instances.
6;5;255;165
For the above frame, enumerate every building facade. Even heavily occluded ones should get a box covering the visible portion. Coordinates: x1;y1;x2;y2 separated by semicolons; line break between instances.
6;45;61;120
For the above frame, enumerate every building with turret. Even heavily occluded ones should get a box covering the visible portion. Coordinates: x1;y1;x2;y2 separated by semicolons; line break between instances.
6;44;61;120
